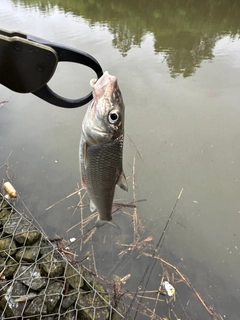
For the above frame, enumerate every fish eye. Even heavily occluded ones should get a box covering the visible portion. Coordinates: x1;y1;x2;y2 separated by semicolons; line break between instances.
108;111;119;124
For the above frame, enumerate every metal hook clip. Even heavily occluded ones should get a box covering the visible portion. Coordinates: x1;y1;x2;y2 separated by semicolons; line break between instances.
0;29;103;108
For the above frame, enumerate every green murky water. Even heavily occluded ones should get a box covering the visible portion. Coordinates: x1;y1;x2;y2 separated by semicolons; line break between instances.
1;1;240;319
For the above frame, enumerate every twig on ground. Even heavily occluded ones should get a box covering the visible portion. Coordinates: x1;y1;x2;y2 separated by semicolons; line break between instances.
83;228;96;244
46;188;83;211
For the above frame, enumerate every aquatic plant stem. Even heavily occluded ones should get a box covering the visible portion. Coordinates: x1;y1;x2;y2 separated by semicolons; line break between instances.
125;188;183;319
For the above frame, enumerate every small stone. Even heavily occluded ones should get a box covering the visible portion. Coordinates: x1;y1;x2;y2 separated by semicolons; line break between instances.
0;209;12;226
3;258;18;277
40;239;54;256
82;272;108;294
15;239;41;262
45;281;64;312
0;236;18;258
61;307;81;320
0;281;28;317
38;251;65;278
14;220;41;245
24;295;47;316
0;255;6;266
3;213;41;244
65;264;84;290
78;308;93;320
61;288;79;309
78;306;109;320
14;265;47;291
92;293;109;308
3;214;20;235
0;199;11;210
94;307;110;320
82;275;110;303
77;291;109;319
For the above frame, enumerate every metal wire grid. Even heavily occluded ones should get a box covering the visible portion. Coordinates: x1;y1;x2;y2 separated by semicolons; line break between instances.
0;193;125;319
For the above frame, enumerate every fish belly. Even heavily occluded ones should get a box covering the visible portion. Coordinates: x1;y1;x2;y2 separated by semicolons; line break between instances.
80;135;124;221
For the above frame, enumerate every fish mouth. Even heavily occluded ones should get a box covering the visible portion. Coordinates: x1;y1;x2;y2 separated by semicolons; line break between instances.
92;71;118;100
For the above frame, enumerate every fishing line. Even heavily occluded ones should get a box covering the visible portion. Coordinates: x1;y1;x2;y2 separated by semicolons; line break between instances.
125;188;183;319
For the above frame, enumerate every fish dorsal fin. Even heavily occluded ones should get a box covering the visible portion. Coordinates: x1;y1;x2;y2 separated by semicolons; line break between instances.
90;200;96;212
117;171;128;192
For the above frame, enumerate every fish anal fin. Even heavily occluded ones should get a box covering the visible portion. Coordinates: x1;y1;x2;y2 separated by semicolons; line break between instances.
90;200;96;212
117;172;128;192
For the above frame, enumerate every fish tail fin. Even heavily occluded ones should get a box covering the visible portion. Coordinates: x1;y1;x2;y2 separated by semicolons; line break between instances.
95;219;120;229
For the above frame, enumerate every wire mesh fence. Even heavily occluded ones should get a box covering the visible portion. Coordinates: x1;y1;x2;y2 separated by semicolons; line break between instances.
0;193;126;320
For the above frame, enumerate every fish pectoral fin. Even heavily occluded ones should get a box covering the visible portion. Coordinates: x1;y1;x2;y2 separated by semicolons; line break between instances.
90;200;96;212
95;219;120;229
117;171;128;192
81;176;86;189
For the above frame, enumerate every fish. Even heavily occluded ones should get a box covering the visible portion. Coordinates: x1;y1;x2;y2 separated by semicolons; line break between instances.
79;71;128;229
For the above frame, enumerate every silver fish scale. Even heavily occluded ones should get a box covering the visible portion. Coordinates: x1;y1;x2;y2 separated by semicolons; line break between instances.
81;135;124;218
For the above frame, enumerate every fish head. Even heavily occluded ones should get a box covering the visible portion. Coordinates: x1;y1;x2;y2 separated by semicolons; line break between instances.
82;71;125;145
